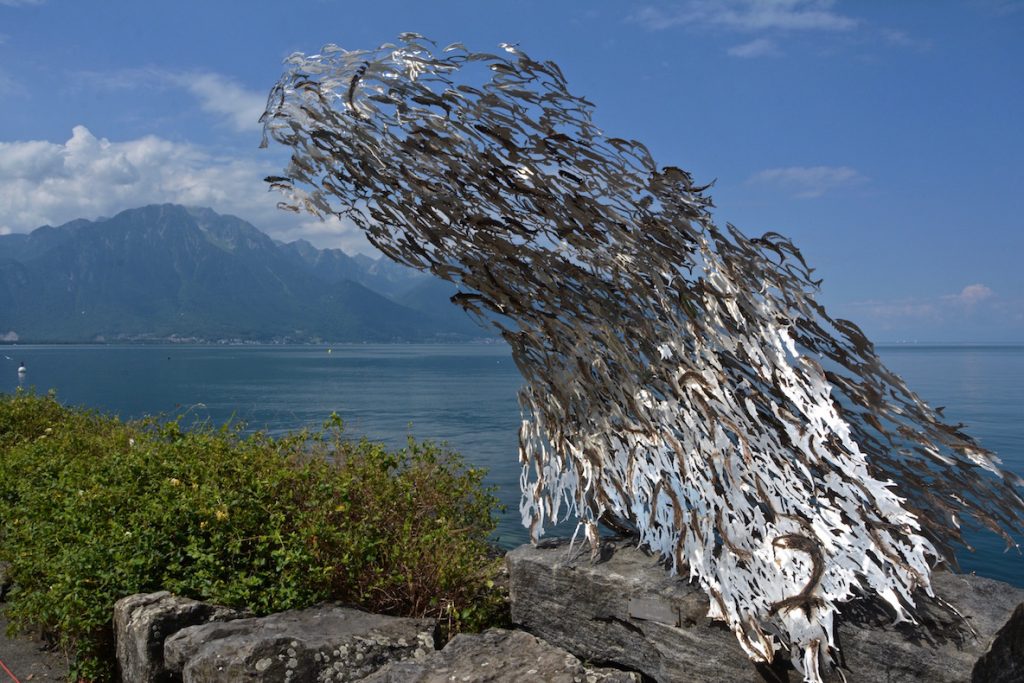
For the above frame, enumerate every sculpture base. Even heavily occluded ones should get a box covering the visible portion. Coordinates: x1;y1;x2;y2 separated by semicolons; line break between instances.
506;537;1024;682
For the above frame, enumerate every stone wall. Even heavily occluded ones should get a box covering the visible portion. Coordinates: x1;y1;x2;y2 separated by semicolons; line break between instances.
113;592;639;682
112;539;1024;682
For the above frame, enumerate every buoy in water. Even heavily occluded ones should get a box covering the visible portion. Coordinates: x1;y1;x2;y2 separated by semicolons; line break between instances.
17;362;26;374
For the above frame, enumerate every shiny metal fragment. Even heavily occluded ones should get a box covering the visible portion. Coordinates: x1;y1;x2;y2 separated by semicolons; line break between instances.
260;35;1024;682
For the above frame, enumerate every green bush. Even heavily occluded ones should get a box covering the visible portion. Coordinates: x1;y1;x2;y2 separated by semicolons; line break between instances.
0;390;508;681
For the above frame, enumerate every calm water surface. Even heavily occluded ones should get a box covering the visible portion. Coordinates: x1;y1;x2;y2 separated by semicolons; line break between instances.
2;343;1021;585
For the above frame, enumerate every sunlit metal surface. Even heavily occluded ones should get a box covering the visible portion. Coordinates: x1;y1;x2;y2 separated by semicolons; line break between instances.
261;35;1023;681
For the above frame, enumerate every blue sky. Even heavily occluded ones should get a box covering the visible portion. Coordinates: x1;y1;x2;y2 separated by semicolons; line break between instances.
0;0;1021;342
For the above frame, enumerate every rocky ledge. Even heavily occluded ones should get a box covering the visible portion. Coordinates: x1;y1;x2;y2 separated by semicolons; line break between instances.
114;594;638;683
507;538;1024;683
112;539;1024;682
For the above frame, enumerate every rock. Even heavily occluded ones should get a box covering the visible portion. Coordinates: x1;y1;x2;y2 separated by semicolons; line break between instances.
506;538;1024;682
113;592;246;683
834;570;1024;683
972;603;1024;683
163;603;435;682
364;628;641;682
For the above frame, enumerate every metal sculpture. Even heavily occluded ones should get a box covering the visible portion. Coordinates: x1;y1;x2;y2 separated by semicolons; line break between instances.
260;35;1024;681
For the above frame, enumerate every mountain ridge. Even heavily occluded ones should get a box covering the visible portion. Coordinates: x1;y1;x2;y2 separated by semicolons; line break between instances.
0;204;491;344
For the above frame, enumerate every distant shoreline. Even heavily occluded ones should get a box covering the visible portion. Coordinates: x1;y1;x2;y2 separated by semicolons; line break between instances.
3;339;1021;349
0;337;507;347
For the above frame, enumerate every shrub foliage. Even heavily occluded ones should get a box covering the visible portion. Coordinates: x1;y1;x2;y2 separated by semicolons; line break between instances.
0;390;507;681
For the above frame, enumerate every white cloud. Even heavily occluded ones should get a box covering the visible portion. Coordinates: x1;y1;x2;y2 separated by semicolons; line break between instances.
748;165;866;198
839;281;1022;341
844;298;940;322
0;225;11;235
878;27;931;52
631;0;858;33
76;67;266;133
0;0;45;6
983;0;1024;16
880;28;912;47
167;72;267;132
845;285;1006;326
0;126;377;254
272;215;376;255
945;283;994;307
727;38;781;57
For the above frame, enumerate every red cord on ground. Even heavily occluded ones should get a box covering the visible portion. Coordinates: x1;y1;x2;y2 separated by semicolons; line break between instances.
0;656;21;683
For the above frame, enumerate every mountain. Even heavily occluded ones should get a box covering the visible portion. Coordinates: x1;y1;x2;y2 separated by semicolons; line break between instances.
0;204;494;343
275;238;431;298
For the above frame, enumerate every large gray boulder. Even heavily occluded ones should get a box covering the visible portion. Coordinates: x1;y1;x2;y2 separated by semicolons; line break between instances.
163;603;435;682
507;538;1024;682
972;603;1024;683
364;628;641;682
113;592;246;683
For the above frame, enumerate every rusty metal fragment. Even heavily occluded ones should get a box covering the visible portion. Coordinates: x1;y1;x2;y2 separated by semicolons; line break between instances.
260;35;1024;681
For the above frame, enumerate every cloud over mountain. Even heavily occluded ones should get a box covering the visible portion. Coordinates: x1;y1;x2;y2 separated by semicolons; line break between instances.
0;126;372;254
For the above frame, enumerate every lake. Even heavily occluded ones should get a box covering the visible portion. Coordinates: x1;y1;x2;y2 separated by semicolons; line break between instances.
2;342;1021;586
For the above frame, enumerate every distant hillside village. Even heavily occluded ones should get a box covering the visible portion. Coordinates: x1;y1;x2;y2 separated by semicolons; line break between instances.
0;204;496;344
